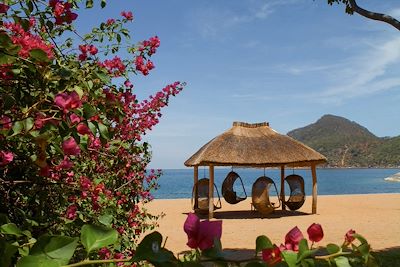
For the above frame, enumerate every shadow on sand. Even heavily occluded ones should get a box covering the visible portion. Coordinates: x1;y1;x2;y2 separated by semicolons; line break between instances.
372;246;400;266
183;209;310;219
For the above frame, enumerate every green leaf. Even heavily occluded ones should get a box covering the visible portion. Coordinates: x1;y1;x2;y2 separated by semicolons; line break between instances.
29;49;50;62
0;33;12;47
80;224;118;254
12;121;24;136
88;121;97;135
281;251;298;267
255;235;273;254
17;255;60;267
1;223;22;236
100;0;106;8
0;240;18;267
201;238;225;260
98;213;113;226
334;256;352;267
86;0;93;8
98;123;109;140
0;214;10;225
83;104;96;119
134;231;176;264
30;235;78;265
326;243;340;254
23;118;34;132
95;71;111;84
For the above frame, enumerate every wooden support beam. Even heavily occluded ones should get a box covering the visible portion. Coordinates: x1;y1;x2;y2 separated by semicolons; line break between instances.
208;165;215;219
193;166;198;210
280;165;286;210
311;164;318;214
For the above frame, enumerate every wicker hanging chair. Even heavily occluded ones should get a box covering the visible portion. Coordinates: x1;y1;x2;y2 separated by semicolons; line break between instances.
221;171;247;204
191;178;222;214
285;174;306;211
251;176;281;216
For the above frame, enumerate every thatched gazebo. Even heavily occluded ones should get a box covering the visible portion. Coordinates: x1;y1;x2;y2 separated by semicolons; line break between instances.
184;122;327;219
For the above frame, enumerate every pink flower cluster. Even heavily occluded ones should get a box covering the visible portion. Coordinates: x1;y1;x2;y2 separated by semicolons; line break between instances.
0;3;9;14
134;56;154;76
99;56;126;77
3;22;54;59
78;44;98;61
0;150;13;166
140;36;160;56
121;11;133;21
49;0;78;25
54;91;82;113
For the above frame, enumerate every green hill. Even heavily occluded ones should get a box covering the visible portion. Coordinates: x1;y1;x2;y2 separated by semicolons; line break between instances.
287;114;400;167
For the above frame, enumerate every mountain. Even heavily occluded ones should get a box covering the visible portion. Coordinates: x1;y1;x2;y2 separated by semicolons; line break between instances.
287;114;400;167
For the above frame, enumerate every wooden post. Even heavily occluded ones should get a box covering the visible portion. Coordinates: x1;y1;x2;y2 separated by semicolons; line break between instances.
208;165;215;219
280;165;286;210
311;164;318;214
194;166;198;210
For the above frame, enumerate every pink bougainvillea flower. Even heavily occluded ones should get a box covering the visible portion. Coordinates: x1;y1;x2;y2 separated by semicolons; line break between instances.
106;18;115;26
89;45;98;55
69;113;81;124
121;11;133;20
345;229;356;243
0;115;12;129
281;226;304;251
54;91;82;113
183;213;222;250
77;123;91;135
307;223;324;243
0;3;10;14
62;137;81;156
262;245;282;266
0;151;14;166
66;204;77;220
58;156;73;169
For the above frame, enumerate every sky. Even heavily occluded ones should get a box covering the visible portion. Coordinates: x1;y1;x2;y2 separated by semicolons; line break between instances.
78;0;400;169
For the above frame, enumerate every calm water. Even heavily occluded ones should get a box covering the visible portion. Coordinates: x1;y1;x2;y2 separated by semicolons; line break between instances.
152;168;400;199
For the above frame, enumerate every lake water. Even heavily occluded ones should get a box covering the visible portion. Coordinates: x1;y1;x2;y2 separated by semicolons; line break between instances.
153;168;400;199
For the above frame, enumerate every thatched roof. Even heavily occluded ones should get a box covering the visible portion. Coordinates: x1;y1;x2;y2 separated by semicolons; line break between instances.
184;122;327;167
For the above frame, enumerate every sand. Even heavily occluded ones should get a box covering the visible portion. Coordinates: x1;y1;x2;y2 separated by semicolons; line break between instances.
146;194;400;254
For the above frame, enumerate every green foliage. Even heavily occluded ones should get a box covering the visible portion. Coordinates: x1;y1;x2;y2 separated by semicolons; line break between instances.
80;224;118;254
287;114;400;167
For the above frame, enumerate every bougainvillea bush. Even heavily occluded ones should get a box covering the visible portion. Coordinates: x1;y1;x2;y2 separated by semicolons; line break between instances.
0;0;183;261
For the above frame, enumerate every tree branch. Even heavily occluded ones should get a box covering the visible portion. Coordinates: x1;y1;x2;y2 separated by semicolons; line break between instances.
348;0;400;31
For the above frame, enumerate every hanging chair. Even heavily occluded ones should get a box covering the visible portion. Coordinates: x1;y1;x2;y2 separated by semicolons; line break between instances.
251;176;281;216
285;174;306;211
191;178;222;214
221;171;247;204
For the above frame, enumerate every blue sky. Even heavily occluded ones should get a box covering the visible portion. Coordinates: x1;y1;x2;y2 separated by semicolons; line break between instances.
78;1;400;168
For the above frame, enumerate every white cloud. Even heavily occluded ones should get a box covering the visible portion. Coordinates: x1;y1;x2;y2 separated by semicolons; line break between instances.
318;36;400;101
190;0;303;38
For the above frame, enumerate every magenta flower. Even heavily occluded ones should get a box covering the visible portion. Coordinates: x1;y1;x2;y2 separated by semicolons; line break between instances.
183;213;222;250
62;137;81;156
307;223;324;243
281;226;304;251
77;123;91;135
262;245;282;266
345;229;356;243
69;113;81;124
121;11;133;20
0;3;9;14
0;150;13;166
0;115;12;129
54;91;82;113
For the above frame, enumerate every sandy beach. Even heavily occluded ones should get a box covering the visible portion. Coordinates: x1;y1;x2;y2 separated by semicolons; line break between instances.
146;194;400;254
